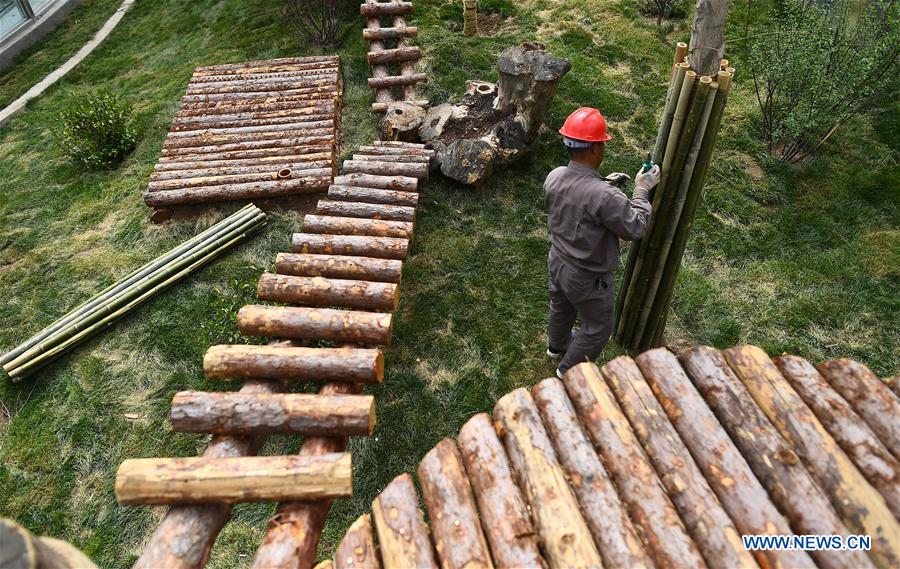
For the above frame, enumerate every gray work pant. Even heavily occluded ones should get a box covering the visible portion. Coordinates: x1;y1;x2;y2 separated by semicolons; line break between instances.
547;252;615;373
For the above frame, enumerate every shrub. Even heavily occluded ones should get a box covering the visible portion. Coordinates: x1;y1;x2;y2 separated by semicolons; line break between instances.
747;0;899;162
53;90;137;170
283;0;353;48
639;0;687;24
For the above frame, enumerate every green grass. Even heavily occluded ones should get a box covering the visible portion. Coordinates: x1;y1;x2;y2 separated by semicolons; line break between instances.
0;0;897;566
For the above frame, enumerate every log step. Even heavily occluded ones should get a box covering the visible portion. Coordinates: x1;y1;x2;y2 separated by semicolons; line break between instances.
257;273;400;312
292;233;409;260
333;173;418;192
363;26;418;40
238;305;393;345
328;185;419;207
372;473;438;568
367;47;422;66
352;153;431;164
204;344;384;383
115;454;352;504
275;252;404;284
303;214;413;239
341;160;428;180
368;73;427;89
335;514;380;569
317;200;416;223
357;144;434;158
360;1;414;16
170;391;376;436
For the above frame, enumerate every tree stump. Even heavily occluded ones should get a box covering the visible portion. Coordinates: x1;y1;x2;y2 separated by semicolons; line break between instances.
379;101;427;142
420;42;570;185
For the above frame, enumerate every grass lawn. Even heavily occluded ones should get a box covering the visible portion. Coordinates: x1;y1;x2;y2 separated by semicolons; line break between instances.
0;0;897;566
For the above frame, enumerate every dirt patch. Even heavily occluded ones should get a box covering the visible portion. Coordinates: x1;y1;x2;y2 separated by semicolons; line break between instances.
741;154;765;181
477;14;516;35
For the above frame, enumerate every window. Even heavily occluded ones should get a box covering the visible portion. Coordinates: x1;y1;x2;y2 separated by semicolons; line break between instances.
1;0;66;42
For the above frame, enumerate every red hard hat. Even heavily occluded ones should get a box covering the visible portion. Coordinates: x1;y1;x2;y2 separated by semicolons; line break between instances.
559;107;613;142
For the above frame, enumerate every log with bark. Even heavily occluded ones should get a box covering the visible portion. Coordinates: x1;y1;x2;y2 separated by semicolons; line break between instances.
363;26;418;40
417;438;494;569
291;233;409;260
274;252;403;284
144;175;331;207
359;1;414;16
356;144;435;157
640;350;817;569
371;474;438;569
332;173;419;192
603;356;755;569
531;377;653;569
115;454;352;504
335;514;381;569
302;215;414;239
493;387;603;567
352;153;430;164
316;200;417;222
256;273;399;311
203;344;384;384
237;305;393;345
367;46;423;66
456;413;546;568
341;160;428;180
723;346;899;569
561;363;705;568
368;74;428;89
328;185;419;208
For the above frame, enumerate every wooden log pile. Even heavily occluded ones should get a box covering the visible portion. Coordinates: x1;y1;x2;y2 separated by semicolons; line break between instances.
117;140;433;569
323;346;898;569
144;56;342;221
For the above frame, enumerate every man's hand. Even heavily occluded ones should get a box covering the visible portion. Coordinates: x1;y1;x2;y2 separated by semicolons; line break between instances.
634;164;660;200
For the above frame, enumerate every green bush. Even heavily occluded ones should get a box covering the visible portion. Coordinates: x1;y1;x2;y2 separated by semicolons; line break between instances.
53;90;137;170
638;0;687;24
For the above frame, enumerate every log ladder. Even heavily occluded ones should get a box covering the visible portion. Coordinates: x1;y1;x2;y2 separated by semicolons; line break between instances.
361;0;427;113
324;348;900;569
118;141;434;569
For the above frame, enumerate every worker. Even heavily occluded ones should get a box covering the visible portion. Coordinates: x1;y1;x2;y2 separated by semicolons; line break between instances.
545;107;660;378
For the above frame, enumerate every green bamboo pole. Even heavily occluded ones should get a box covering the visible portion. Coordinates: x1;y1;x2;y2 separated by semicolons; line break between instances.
0;204;260;366
644;71;733;349
4;210;266;380
630;76;713;347
3;208;265;374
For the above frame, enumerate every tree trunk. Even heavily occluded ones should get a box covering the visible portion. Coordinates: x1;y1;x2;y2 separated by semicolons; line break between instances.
372;474;438;569
456;413;546;569
335;514;381;569
316;200;417;222
291;233;409;260
531;377;652;569
776;356;900;518
723;346;900;569
237;305;393;345
417;438;494;569
256;273;399;311
463;0;478;36
493;388;603;568
302;215;414;239
274;252;403;284
328;185;419;208
603;356;755;569
642;349;816;569
115;454;352;505
675;348;873;569
688;0;729;76
561;363;705;569
203;344;383;384
169;391;374;437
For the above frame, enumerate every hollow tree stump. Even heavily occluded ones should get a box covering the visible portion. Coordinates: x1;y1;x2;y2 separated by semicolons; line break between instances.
379;102;427;142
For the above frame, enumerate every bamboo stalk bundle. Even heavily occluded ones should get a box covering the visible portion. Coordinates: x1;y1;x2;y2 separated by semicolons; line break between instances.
1;205;266;381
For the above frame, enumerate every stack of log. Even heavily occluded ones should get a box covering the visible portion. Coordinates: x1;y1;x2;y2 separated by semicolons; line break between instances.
361;0;427;115
143;56;342;222
1;204;266;381
119;141;433;569
616;42;734;352
324;347;899;569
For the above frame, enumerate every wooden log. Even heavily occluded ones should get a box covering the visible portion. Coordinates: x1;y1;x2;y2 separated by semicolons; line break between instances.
817;359;900;461
159;137;333;157
115;454;351;504
603;356;754;569
335;514;381;569
168;120;334;138
333;173;418;192
357;145;434;157
776;356;900;518
367;46;422;65
371;101;431;113
171;114;336;132
302;215;413;239
313;561;333;569
189;70;338;85
185;78;338;96
257;273;399;311
237;305;393;345
204;344;383;383
352;153;430;164
417;438;494;569
561;363;704;568
456;414;546;569
275;252;403;284
360;2;414;16
372;473;438;569
195;56;340;72
374;140;428;148
174;104;335;121
724;347;900;569
147;169;327;192
316;200;416;223
151;160;332;181
630;351;815;569
378;101;426;141
888;376;899;398
157;145;331;164
144;176;331;207
368;74;428;89
342;160;427;180
674;348;872;569
328;185;419;208
493;387;602;568
291;233;409;260
170;391;375;437
0;518;98;569
363;26;418;40
163;128;334;149
154;153;333;172
531;377;653;569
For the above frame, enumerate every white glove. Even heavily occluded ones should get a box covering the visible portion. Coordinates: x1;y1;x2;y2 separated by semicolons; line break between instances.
605;172;631;187
635;164;660;192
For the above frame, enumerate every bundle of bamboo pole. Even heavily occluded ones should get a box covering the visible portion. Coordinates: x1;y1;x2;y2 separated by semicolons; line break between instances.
0;204;267;381
615;42;734;353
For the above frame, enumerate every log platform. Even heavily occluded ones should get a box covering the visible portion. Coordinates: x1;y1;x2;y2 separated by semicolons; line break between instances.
361;0;427;113
144;56;342;221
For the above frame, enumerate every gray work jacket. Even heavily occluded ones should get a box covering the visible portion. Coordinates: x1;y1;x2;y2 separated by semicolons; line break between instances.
544;161;652;274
